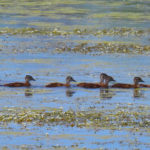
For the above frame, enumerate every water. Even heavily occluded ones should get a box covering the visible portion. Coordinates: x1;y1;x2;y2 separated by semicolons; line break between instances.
0;0;150;149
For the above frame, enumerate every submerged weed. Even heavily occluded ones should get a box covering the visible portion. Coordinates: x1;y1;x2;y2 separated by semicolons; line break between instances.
0;106;149;131
54;42;150;55
0;27;149;37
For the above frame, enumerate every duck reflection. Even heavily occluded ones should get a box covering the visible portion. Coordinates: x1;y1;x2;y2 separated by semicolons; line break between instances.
25;88;33;97
99;88;115;100
133;88;144;98
66;88;76;97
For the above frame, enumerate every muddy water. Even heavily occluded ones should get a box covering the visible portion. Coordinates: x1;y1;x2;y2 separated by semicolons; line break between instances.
0;0;150;149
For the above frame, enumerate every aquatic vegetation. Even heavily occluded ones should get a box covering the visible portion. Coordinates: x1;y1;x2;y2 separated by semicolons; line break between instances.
0;27;149;36
0;106;149;131
54;42;150;55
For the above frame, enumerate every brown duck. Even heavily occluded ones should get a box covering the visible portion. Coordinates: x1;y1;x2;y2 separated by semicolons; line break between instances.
112;77;144;88
45;76;76;87
4;75;36;87
77;73;115;88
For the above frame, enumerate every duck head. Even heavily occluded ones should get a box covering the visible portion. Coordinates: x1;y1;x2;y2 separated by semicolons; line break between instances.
66;76;76;84
105;75;115;84
25;75;36;82
134;77;144;85
100;73;108;83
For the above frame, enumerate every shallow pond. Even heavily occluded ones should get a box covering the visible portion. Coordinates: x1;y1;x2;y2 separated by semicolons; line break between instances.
0;0;150;149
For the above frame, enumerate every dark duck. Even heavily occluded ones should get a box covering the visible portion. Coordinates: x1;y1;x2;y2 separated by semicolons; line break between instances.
45;76;76;87
4;75;36;87
111;77;144;88
77;73;115;88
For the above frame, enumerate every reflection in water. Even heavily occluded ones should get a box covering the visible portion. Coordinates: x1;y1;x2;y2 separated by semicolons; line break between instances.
133;89;144;98
66;88;76;97
100;88;115;100
25;88;33;97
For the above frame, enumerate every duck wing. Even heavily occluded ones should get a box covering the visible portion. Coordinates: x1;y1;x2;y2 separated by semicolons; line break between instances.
45;82;64;87
112;83;133;88
140;84;150;88
77;83;100;88
4;82;29;87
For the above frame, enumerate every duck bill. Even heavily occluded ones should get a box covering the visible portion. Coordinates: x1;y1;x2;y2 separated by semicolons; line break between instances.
72;78;76;82
32;78;36;81
110;78;115;82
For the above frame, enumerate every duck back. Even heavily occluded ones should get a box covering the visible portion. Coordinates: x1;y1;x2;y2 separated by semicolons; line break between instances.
77;83;101;88
4;82;31;87
45;82;65;87
112;83;138;88
140;84;150;88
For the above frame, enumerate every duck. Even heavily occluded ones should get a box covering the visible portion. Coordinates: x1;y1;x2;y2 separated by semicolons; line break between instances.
111;77;144;88
45;76;76;87
4;75;36;87
77;73;115;88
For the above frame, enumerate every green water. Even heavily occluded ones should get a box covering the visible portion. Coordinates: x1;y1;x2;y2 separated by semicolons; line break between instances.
0;0;150;149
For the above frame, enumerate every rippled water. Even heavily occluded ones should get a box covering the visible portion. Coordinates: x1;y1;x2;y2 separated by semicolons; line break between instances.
0;0;150;149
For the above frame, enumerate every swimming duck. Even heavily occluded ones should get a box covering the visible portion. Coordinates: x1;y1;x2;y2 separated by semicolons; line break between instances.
4;75;36;87
45;76;76;87
77;73;115;88
111;77;144;88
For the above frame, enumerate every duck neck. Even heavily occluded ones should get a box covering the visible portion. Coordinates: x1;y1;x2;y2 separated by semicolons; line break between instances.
100;81;105;86
104;80;109;86
25;80;31;86
134;81;139;86
66;80;70;87
100;80;104;84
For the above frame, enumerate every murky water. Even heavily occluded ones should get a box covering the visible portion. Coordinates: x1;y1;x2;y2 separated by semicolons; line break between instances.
0;0;150;149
